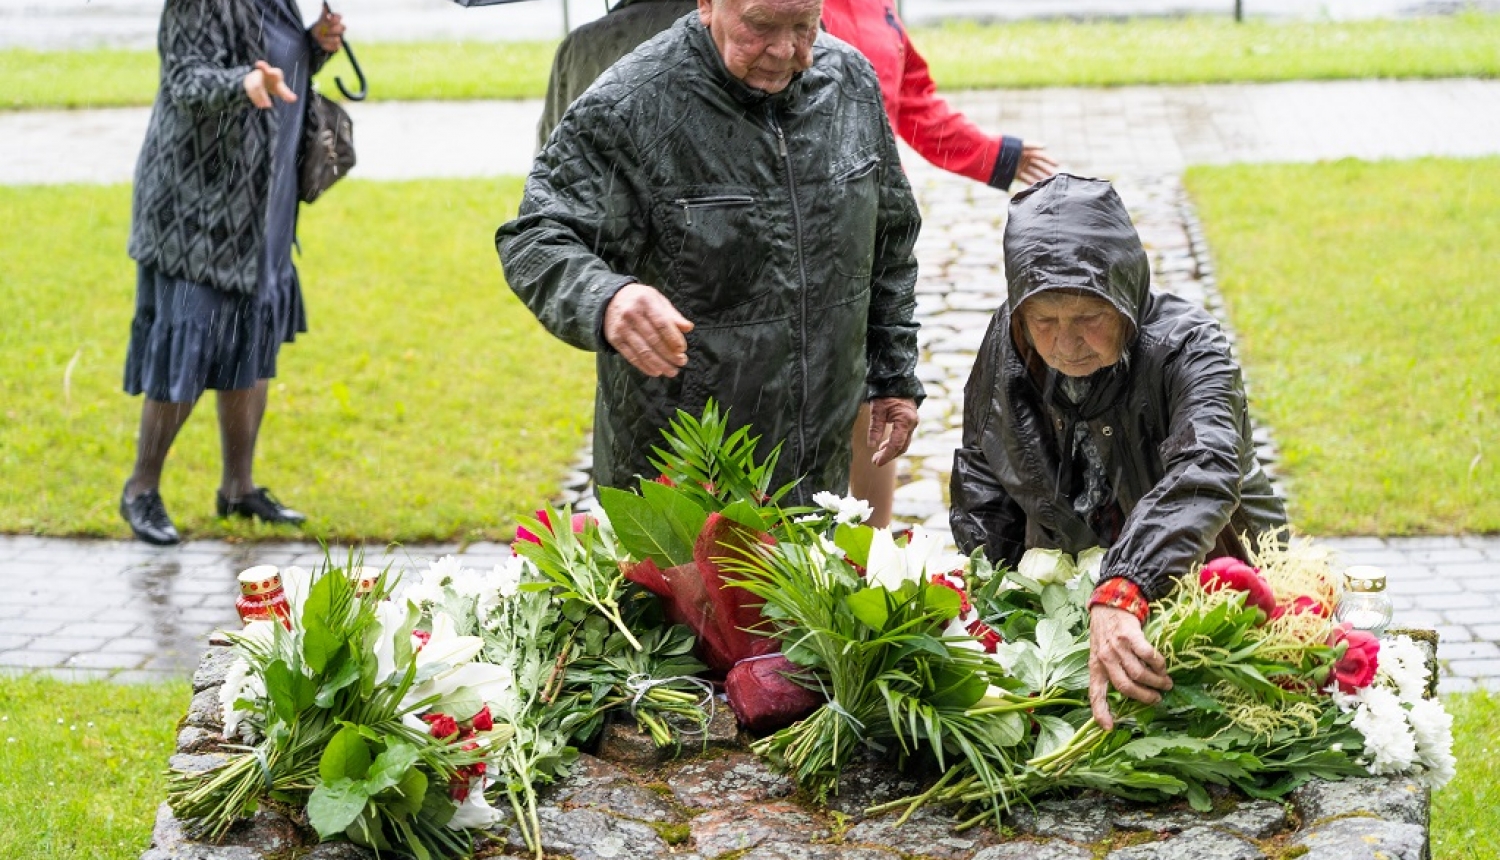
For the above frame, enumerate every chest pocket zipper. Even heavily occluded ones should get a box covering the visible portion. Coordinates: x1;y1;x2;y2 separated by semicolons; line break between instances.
833;156;880;184
675;195;755;226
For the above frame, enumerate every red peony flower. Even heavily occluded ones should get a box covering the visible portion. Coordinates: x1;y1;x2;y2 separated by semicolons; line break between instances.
1329;623;1380;693
965;618;1004;653
1271;594;1330;621
424;712;459;740
929;572;972;614
1199;556;1277;618
514;510;594;549
470;705;494;732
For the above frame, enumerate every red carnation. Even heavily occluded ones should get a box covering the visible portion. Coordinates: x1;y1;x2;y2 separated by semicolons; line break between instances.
965;618;1003;653
470;705;494;732
1199;557;1277;618
424;713;459;740
1329;623;1380;693
411;629;432;648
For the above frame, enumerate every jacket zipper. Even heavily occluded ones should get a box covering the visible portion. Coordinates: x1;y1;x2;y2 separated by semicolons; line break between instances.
673;194;754;226
769;111;810;472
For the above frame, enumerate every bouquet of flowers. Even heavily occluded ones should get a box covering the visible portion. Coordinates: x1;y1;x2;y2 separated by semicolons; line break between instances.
171;554;514;860
595;402;825;731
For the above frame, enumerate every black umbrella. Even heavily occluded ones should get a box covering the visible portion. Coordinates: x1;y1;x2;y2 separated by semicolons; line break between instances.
321;3;368;100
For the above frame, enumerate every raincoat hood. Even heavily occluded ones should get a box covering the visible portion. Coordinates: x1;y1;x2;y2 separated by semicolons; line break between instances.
1003;174;1150;360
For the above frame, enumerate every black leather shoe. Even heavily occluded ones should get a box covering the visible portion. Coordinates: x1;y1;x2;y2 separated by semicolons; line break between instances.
120;486;180;546
216;487;307;526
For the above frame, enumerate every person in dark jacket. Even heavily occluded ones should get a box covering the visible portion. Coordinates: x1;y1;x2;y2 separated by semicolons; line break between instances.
536;0;698;151
498;0;924;504
949;174;1287;729
119;0;344;545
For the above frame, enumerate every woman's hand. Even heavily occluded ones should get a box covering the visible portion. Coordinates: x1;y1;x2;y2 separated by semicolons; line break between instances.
312;3;346;54
243;60;297;109
1088;604;1171;730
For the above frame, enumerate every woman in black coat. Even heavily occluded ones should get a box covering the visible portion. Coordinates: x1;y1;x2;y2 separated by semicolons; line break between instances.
119;0;344;544
949;174;1287;728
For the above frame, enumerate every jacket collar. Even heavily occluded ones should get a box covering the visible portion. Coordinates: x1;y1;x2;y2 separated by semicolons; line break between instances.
687;14;801;109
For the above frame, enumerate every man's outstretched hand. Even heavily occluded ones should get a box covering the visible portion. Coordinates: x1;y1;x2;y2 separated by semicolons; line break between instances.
603;282;694;378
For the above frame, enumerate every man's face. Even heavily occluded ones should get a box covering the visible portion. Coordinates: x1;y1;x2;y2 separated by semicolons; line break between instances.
1019;292;1128;377
698;0;820;94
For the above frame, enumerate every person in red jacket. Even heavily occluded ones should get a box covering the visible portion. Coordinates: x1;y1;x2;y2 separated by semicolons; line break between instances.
536;0;1058;526
824;0;1058;526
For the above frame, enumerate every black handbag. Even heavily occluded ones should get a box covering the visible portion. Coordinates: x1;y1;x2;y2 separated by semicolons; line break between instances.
297;87;356;204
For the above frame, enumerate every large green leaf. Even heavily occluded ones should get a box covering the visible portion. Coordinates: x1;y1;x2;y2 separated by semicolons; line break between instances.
319;725;374;783
364;739;420;796
640;479;709;563
928;663;987;709
598;485;695;566
833;523;874;568
847;586;891;632
308;778;371;838
302;573;344;674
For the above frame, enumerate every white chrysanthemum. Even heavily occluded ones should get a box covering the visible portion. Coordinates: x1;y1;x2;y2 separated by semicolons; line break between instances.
1347;686;1419;775
812;491;875;526
1408;697;1457;788
1376;635;1430;703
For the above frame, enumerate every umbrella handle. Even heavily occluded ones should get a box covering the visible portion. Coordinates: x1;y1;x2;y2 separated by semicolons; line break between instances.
334;39;368;101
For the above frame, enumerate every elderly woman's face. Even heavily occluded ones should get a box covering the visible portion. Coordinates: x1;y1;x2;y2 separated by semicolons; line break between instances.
1019;292;1128;377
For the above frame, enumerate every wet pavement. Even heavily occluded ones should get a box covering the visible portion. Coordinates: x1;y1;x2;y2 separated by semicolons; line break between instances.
1;80;1497;693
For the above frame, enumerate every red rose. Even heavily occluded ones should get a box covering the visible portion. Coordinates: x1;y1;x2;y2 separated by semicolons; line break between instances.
1199;557;1277;618
654;474;677;487
929;572;972;614
424;713;459;740
470;705;494;732
1271;594;1330;621
965;618;1003;653
450;782;470;802
1329;623;1380;693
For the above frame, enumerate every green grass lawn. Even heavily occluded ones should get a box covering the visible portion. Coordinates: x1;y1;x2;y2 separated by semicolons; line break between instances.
0;675;190;860
0;675;1491;859
0;179;594;543
5;12;1499;110
1432;691;1500;860
1185;158;1500;536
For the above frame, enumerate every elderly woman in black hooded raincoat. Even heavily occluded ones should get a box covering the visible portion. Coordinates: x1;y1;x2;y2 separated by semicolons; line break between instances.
949;174;1287;729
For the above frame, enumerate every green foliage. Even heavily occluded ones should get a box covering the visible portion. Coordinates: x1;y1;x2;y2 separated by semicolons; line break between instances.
0;676;189;860
0;179;593;542
1186;157;1500;533
7;14;1500;109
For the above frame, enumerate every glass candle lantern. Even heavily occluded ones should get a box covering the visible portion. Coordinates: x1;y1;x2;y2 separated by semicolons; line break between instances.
236;565;291;628
1334;565;1393;636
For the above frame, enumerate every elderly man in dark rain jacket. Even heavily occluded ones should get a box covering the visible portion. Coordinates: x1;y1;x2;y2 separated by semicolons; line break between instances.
950;174;1287;729
498;0;924;503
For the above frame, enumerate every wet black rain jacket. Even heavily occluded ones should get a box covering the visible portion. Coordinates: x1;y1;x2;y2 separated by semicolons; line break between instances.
498;15;923;501
949;175;1286;601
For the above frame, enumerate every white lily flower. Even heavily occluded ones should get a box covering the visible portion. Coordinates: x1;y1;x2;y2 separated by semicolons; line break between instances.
812;491;875;526
279;566;312;623
1018;548;1077;585
371;598;417;684
865;529;919;591
447;780;503;829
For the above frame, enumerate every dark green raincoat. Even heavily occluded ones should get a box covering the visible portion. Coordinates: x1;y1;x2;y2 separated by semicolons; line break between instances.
498;15;924;502
950;175;1286;601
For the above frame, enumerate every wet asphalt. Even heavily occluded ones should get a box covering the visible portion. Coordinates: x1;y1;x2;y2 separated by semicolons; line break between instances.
1;27;1497;692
